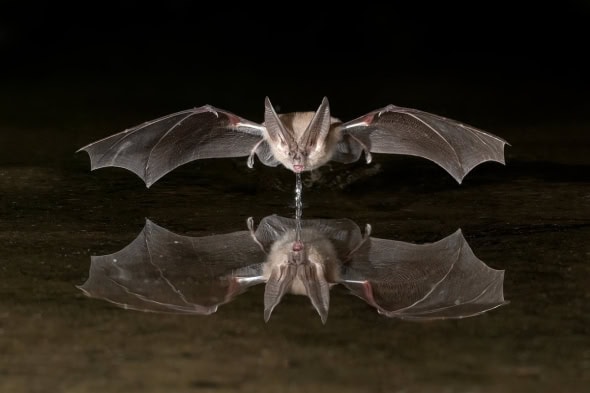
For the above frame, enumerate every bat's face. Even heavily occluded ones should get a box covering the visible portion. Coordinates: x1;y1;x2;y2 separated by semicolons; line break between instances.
263;233;334;323
264;97;335;173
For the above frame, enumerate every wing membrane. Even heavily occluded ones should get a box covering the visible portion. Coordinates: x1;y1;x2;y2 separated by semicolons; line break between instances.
341;230;507;319
339;105;508;183
78;219;266;314
78;106;268;187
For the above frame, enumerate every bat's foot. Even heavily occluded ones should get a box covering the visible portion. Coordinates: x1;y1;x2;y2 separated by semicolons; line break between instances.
345;224;372;259
247;217;267;253
247;139;265;169
348;133;372;164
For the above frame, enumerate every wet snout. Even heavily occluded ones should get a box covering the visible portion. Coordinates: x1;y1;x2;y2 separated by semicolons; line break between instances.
292;152;305;173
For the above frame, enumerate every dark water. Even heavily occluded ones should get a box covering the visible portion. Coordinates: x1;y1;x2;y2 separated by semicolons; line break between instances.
1;84;589;392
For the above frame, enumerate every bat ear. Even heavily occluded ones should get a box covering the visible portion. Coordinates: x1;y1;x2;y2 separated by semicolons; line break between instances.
302;97;332;149
300;263;331;324
264;97;294;146
263;263;297;322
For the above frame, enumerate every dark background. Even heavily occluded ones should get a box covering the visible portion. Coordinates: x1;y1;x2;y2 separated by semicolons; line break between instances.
1;1;588;166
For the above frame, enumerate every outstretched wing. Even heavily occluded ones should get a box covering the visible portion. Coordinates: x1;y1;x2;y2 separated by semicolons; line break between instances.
77;219;266;314
78;105;278;187
340;230;507;319
336;105;508;183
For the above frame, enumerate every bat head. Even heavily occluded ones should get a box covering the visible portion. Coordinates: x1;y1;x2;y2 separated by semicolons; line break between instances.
263;239;331;324
264;97;332;173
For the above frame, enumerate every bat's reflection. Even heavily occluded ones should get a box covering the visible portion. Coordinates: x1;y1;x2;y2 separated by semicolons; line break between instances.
78;215;507;324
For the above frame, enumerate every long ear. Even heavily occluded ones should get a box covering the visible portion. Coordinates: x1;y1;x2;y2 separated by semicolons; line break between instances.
263;263;297;322
264;97;296;147
301;97;331;151
300;263;330;324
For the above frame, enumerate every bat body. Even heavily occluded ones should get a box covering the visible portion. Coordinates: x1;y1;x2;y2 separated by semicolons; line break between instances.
78;97;508;187
261;226;341;323
78;215;507;323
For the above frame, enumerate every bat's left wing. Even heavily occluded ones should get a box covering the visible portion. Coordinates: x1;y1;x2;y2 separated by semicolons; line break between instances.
340;229;508;319
77;219;266;314
335;105;508;183
78;106;278;187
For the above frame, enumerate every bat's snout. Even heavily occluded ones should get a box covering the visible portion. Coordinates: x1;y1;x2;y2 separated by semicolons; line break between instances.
293;164;304;173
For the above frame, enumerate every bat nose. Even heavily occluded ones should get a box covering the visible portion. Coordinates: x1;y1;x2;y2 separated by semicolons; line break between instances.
293;164;304;173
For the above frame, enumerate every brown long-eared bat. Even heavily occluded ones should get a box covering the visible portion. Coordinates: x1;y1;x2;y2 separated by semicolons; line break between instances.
78;97;508;187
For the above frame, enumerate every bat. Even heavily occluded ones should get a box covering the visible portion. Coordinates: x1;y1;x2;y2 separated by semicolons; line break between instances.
78;97;508;187
78;215;507;323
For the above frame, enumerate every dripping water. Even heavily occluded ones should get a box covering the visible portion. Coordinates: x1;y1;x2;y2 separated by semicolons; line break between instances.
295;172;302;242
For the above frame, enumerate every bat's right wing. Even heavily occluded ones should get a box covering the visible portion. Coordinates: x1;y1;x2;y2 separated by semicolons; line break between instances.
78;106;279;187
340;230;508;319
335;105;508;183
77;219;266;314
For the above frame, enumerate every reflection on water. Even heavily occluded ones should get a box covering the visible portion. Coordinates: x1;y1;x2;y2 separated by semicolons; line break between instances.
78;215;507;323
